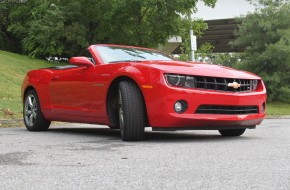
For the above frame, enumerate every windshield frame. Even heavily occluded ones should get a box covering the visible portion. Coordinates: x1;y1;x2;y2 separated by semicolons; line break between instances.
94;45;175;64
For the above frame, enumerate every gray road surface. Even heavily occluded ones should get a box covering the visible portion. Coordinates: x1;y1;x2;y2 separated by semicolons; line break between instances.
0;119;289;190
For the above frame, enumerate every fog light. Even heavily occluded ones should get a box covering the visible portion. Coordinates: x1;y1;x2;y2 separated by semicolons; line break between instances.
174;100;188;114
262;102;266;113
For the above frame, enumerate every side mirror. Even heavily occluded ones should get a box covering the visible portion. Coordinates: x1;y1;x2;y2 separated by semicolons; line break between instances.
69;57;94;67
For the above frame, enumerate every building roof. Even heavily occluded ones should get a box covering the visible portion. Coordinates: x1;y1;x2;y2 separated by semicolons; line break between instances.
199;18;243;53
172;18;242;54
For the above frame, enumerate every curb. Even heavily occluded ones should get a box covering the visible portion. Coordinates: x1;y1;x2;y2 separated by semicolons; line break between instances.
0;118;23;123
0;119;23;128
265;115;290;119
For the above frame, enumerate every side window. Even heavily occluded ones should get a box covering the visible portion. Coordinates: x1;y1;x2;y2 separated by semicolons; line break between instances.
83;50;96;64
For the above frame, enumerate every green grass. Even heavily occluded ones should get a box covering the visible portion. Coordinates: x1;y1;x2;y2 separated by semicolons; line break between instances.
0;50;64;119
266;102;290;116
0;50;290;119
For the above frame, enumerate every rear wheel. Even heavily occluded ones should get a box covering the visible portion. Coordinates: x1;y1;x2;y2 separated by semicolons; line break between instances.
118;81;145;141
23;90;51;131
219;128;246;136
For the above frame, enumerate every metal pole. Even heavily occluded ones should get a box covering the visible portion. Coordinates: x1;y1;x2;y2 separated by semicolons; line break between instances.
189;29;195;61
188;14;196;62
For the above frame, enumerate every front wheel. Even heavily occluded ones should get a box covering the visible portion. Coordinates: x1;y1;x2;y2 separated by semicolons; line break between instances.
23;90;51;131
219;128;246;137
118;81;146;141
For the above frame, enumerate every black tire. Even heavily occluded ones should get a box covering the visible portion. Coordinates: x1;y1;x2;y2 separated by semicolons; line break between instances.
23;90;51;131
219;128;246;137
118;81;146;141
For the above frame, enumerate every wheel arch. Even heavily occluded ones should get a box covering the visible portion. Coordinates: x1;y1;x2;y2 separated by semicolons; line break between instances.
23;86;37;102
23;86;51;131
106;76;149;128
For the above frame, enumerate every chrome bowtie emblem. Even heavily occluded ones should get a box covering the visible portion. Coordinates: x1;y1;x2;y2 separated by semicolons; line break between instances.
228;82;241;89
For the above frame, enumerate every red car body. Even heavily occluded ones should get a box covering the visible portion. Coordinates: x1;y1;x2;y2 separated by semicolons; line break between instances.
22;44;266;140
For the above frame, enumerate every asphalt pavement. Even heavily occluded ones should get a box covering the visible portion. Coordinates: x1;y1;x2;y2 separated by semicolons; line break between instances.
0;119;289;190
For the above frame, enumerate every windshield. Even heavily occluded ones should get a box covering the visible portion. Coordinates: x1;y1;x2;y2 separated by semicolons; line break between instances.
95;46;174;64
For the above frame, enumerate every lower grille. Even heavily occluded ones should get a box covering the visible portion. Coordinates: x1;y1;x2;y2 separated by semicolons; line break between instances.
195;105;259;115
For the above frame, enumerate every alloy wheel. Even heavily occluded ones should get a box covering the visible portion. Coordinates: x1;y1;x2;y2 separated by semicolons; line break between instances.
24;94;37;127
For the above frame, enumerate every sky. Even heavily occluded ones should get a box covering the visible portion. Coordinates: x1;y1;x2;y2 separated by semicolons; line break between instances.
194;0;257;20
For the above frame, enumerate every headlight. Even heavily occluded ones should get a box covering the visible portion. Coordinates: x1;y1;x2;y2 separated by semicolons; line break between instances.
165;74;196;88
252;80;258;91
165;74;186;87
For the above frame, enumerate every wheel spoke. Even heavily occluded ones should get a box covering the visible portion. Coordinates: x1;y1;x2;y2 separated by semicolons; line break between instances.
28;96;34;108
119;108;124;125
32;98;37;109
25;110;32;116
29;114;34;126
118;90;124;131
32;110;37;119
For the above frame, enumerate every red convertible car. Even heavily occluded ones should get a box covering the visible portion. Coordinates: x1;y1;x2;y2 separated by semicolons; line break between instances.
22;44;266;141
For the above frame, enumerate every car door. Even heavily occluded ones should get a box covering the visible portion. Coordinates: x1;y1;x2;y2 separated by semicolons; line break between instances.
49;66;98;117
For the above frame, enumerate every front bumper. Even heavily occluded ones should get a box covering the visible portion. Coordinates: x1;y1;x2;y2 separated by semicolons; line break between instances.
144;80;266;129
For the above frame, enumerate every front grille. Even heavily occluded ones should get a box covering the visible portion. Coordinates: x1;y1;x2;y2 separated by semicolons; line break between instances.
194;76;258;92
195;105;259;115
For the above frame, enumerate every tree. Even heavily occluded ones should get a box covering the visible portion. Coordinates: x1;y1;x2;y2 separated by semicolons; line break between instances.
0;3;22;52
96;0;215;48
7;0;67;58
6;0;216;58
195;52;243;68
231;0;290;102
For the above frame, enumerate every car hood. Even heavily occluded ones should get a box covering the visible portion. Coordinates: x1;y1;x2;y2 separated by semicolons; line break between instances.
141;61;261;79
